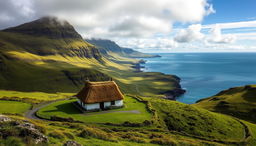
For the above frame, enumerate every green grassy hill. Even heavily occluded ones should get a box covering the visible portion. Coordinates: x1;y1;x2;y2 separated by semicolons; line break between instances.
0;17;182;96
148;98;245;141
195;85;256;123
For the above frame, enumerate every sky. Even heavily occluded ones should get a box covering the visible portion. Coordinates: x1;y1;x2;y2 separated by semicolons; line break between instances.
0;0;256;52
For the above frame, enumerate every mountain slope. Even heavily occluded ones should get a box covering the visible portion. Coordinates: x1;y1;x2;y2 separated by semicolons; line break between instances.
0;17;182;96
195;85;256;123
1;17;102;60
0;17;109;92
3;16;83;39
86;38;160;58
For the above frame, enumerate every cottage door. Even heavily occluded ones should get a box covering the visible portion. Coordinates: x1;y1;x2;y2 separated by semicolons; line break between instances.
100;102;104;110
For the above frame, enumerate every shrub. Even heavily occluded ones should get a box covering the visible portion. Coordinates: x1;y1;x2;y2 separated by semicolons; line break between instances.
128;136;147;143
150;138;177;145
143;120;152;126
78;127;116;142
149;133;163;139
48;131;65;139
50;116;74;122
63;132;74;139
0;137;24;146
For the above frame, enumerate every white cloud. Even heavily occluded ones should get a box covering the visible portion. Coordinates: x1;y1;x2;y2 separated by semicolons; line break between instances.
0;0;35;28
207;25;236;43
116;38;178;50
174;23;237;45
235;32;256;40
0;0;214;38
203;20;256;29
174;24;204;43
10;0;34;17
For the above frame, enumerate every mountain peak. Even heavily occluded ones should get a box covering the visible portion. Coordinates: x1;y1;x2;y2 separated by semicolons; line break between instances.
3;16;82;39
34;16;71;27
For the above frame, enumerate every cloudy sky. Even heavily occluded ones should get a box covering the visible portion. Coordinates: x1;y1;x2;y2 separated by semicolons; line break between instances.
1;0;256;52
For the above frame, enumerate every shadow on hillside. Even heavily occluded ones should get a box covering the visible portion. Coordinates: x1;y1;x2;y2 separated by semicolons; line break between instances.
44;102;81;114
242;88;256;102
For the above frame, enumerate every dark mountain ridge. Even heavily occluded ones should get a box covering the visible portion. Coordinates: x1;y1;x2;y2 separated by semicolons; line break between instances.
1;16;102;60
3;16;82;39
86;38;160;58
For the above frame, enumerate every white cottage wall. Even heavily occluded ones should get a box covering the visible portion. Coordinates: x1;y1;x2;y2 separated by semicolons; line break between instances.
104;102;111;108
85;103;100;110
115;100;123;106
77;100;82;105
77;99;123;110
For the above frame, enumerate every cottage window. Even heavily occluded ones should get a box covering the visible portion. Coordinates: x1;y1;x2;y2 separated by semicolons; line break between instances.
111;101;115;105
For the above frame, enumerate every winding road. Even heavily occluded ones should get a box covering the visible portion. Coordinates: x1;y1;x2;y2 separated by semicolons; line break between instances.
25;99;140;121
25;99;67;120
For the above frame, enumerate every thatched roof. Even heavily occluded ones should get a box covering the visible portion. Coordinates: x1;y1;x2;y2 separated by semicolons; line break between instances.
76;81;124;104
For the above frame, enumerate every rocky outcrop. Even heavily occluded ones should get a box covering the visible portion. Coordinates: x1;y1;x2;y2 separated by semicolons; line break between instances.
0;115;48;144
0;115;12;122
163;88;186;100
68;47;102;60
63;140;82;146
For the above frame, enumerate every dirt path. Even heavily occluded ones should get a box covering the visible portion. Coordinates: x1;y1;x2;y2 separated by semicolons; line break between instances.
24;99;67;120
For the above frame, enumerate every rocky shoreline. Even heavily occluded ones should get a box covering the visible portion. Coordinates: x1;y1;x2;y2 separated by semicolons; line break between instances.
137;58;186;100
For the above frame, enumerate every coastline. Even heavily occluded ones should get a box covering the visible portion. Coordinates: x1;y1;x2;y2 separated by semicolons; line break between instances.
136;56;186;100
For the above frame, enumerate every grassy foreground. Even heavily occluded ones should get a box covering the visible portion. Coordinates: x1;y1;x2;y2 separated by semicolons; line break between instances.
37;95;152;124
1;93;256;145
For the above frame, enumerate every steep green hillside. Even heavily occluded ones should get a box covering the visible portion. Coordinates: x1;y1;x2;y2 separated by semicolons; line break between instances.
0;17;182;96
147;98;245;141
195;85;256;123
86;39;159;58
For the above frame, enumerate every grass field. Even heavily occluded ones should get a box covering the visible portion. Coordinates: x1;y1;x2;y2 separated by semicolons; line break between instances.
0;90;74;103
0;100;31;114
37;95;152;124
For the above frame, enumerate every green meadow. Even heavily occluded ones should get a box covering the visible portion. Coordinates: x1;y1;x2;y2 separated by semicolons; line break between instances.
0;100;31;114
37;95;152;124
0;90;73;101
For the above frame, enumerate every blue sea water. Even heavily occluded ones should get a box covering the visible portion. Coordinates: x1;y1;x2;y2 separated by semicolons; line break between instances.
143;53;256;104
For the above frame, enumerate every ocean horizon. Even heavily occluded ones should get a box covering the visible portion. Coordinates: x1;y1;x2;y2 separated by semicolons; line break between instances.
143;52;256;104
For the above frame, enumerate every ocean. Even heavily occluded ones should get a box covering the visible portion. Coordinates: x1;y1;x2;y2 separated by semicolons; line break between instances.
142;53;256;104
